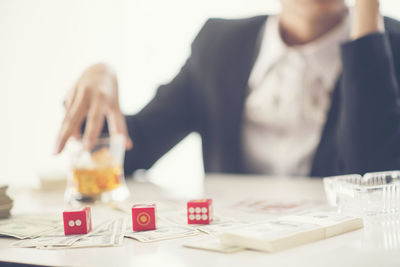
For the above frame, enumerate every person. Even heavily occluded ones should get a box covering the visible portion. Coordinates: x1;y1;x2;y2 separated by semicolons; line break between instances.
55;0;400;178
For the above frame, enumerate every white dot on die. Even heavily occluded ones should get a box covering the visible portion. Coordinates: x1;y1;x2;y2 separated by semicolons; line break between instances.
75;219;82;226
195;207;201;213
189;207;195;213
202;207;208;213
189;214;195;220
196;214;201;220
68;220;75;227
202;214;208;220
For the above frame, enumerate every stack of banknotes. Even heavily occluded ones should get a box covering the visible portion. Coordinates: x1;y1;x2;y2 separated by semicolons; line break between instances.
0;185;13;219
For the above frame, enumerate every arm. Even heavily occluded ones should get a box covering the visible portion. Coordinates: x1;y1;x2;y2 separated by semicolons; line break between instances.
338;1;400;173
123;19;219;176
124;58;199;176
351;0;383;39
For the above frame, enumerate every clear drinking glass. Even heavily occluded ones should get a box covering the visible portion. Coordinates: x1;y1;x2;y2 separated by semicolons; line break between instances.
64;135;130;203
323;171;400;250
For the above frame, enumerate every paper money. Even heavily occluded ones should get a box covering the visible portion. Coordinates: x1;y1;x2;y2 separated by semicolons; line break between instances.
160;210;231;225
196;221;250;235
11;228;81;248
219;210;363;252
0;217;61;239
230;198;319;214
11;218;127;249
159;210;249;235
0;185;8;195
0;185;13;219
0;196;13;205
69;217;127;248
125;222;199;242
183;237;245;253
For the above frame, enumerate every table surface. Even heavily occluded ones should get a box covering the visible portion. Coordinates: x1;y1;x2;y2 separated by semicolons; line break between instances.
1;174;400;267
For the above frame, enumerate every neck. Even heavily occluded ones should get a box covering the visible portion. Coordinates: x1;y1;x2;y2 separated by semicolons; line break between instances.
279;10;347;46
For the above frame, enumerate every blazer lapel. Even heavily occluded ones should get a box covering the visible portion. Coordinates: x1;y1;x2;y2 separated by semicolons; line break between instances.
217;16;268;173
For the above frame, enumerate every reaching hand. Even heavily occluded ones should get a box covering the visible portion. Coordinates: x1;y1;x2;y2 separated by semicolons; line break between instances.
55;63;133;153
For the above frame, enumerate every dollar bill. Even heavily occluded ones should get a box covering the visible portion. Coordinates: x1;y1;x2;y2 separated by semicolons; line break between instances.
112;217;127;246
68;217;127;248
125;222;199;242
11;228;82;248
0;185;13;219
183;237;245;253
0;211;11;219
0;217;61;239
160;210;231;226
196;221;250;234
0;185;8;195
159;210;248;235
0;195;13;205
11;217;127;249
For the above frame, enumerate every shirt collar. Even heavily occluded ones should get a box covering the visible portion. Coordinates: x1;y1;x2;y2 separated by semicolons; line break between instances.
249;13;350;91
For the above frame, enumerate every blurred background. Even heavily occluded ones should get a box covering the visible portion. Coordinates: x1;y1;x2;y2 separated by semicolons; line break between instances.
1;0;399;189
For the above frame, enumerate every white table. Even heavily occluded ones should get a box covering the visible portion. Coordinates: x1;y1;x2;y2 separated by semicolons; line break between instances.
1;174;399;267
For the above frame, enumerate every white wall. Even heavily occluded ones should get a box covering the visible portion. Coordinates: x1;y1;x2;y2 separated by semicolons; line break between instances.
0;0;399;187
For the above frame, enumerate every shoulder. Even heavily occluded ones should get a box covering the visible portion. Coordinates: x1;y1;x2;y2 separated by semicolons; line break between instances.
384;16;400;36
384;16;400;50
191;15;267;52
384;17;400;74
199;16;268;35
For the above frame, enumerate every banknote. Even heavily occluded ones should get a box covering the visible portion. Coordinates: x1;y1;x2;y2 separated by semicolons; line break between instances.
11;218;127;249
0;195;13;205
11;228;82;248
125;222;199;242
0;217;61;239
159;210;232;226
183;237;245;253
230;198;320;214
159;210;249;235
11;214;61;224
0;185;13;219
0;185;8;195
69;217;127;248
0;210;11;219
196;221;250;235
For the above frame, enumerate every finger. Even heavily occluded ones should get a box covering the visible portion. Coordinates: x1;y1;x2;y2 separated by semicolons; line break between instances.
82;97;105;150
55;88;89;153
71;128;81;140
64;84;78;110
107;111;133;150
54;124;80;154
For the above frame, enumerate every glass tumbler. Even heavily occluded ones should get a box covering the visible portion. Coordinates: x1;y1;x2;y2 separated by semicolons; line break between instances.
64;135;130;203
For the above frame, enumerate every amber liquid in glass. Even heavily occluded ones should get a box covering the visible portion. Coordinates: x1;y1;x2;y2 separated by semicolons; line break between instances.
72;148;122;196
73;167;121;196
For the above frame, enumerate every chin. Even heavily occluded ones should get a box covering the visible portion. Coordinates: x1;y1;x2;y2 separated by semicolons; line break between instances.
285;0;345;18
304;1;346;20
281;0;347;23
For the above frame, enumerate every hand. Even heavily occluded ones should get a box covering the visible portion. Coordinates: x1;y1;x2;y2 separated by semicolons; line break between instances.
55;63;133;153
351;0;383;40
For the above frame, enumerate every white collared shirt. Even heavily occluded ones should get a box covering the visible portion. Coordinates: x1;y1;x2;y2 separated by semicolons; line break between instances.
242;14;350;176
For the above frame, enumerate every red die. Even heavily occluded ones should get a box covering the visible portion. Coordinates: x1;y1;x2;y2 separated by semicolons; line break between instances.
132;204;156;231
187;199;213;224
63;207;92;235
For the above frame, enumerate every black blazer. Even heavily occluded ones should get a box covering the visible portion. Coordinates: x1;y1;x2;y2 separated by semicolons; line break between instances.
124;15;400;177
